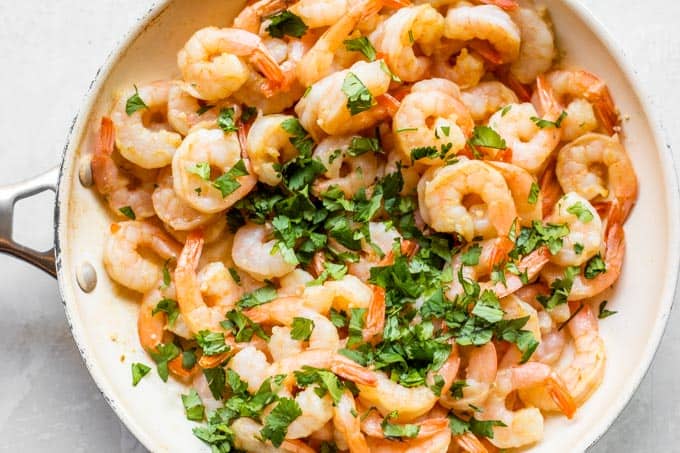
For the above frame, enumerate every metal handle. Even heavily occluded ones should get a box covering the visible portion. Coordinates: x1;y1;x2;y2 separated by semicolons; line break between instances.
0;167;59;278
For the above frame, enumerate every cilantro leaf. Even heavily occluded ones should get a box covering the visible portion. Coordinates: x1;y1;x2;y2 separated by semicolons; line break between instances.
266;11;308;38
531;110;568;128
281;117;316;158
148;343;180;382
471;291;504;323
237;284;277;309
182;389;205;421
584;254;606;279
119;206;136;220
222;309;270;343
348;136;381;156
342;72;374;115
448;414;506;439
566;201;594;223
187;161;211;180
460;244;482;266
537;266;579;309
260;398;302;447
410;146;438;161
468;125;507;150
290;317;315;341
217;107;238;133
528;182;540;205
344;36;377;61
203;367;226;399
195;330;230;356
598;300;617;319
161;259;172;288
212;159;249;197
381;416;420;439
125;85;148;115
152;298;180;327
131;362;151;386
294;366;345;404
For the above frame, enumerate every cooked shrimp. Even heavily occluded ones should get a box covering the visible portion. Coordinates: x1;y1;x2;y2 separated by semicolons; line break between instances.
103;221;181;293
227;345;271;393
312;135;380;197
418;160;517;241
334;391;370;453
479;362;574;449
110;82;183;169
546;192;602;267
289;0;348;29
233;0;287;34
167;83;220;136
365;423;452;452
91;117;155;219
286;386;335;439
152;167;216;231
444;4;520;65
278;269;315;297
393;78;473;165
246;114;299;185
539;69;618;138
269;326;305;362
296;60;392;140
440;342;497;412
487;161;542;226
487;102;561;175
508;4;555;84
461;81;518;123
356;348;460;422
361;411;449;439
432;45;486;90
556;133;638;220
175;231;243;334
177;27;285;101
231;418;316;453
172;127;257;214
268;349;378;386
369;4;445;82
519;304;605;411
297;0;387;87
232;223;298;281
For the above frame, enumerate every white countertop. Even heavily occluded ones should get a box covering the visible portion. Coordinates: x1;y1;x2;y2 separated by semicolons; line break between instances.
0;1;678;451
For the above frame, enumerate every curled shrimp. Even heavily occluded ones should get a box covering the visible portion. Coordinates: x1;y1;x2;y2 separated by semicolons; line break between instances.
171;127;257;214
478;362;575;449
356;348;460;422
365;423;452;452
461;81;518;123
537;69;618;139
361;411;449;439
152;167;216;231
268;349;378;386
487;101;561;175
110;81;183;169
556;133;638;221
542;204;626;300
418;160;517;241
297;0;389;87
519;304;605;412
508;3;555;84
103;221;181;293
312;135;380;197
369;4;445;82
167;83;222;136
91;117;155;219
440;342;497;412
177;27;285;101
447;237;514;300
333;390;370;453
246;114;299;185
175;231;243;335
393;78;473;165
432;44;486;90
295;60;392;140
487;161;542;226
546;192;603;267
231;417;315;453
232;222;298;281
444;3;520;65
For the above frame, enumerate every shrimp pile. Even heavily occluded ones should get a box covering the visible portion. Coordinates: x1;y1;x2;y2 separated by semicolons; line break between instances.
91;0;638;451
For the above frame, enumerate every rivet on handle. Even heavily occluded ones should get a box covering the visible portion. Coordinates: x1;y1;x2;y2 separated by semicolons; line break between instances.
79;157;94;188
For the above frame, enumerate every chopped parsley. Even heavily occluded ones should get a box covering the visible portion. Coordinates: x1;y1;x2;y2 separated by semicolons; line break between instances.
449;413;506;439
221;309;270;343
118;206;136;220
344;37;377;61
342;72;374;115
266;10;308;38
260;398;302;447
212;159;249;197
182;389;205;421
131;362;151;386
125;85;148;115
468;125;507;155
290;317;315;341
149;343;180;382
537;266;579;309
294;366;345;404
217;107;238;133
195;330;230;356
410;146;438;161
531;110;568;128
528;182;540;205
584;254;606;279
187;161;211;180
598;300;617;319
348;136;381;156
152;298;180;327
237;284;277;309
566;201;594;223
382;411;420;439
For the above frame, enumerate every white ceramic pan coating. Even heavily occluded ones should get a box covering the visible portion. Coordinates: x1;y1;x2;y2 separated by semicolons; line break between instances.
0;1;677;451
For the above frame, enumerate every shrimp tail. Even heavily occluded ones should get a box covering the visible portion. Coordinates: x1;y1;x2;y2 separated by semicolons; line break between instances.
456;432;490;453
363;285;386;343
469;40;504;65
251;47;286;95
546;375;577;419
583;76;619;135
331;356;378;386
380;0;411;8
376;92;401;117
281;439;317;453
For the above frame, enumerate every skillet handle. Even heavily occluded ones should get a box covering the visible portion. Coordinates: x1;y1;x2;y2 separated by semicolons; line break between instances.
0;167;59;278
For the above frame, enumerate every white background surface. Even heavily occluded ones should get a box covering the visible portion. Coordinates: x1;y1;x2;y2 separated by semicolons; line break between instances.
0;1;677;451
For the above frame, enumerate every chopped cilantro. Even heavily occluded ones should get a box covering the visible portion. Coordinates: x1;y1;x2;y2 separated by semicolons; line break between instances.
221;309;270;343
241;104;257;123
574;243;584;255
460;244;482;266
584;254;606;279
537;266;579;309
342;72;374;115
449;413;506;439
468;125;507;152
152;298;180;327
182;389;205;421
344;37;377;61
598;300;617;319
260;398;302;447
149;343;180;382
294;366;345;404
119;206;136;220
410;146;438;161
217;107;238;133
187;161;211;180
348;136;381;156
290;317;315;341
567;201;594;223
528;182;540;205
237;284;277;309
195;330;230;356
125;85;148;115
266;10;308;38
212;159;249;197
382;412;420;439
531;110;568;128
131;362;151;386
500;105;512;116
